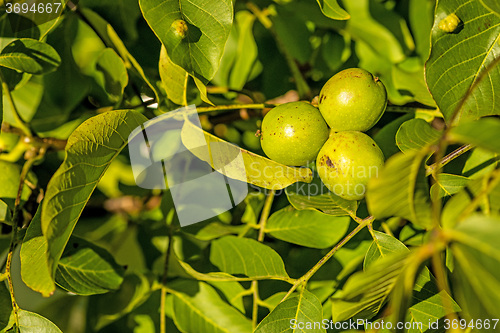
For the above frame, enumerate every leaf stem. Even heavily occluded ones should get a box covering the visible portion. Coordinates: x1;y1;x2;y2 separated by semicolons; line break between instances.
182;72;189;107
252;190;275;329
0;72;32;138
160;225;174;333
196;103;275;114
281;216;372;302
5;152;42;332
425;144;473;177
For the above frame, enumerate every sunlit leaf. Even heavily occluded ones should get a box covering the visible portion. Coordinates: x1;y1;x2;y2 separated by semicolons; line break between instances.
210;236;289;279
41;110;148;280
316;0;350;20
0;38;60;74
266;207;350;249
396;118;442;154
426;0;500;123
255;289;325;333
18;310;62;333
139;0;233;81
170;280;252;333
366;151;432;229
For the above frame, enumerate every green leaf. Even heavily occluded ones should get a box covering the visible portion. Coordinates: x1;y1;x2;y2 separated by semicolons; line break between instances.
79;8;160;102
285;176;358;216
449;117;500;154
228;11;261;89
366;151;432;229
207;280;246;313
409;0;435;60
210;236;289;279
90;273;152;330
79;0;142;41
0;38;61;74
55;237;125;295
373;113;414;159
139;0;233;81
20;206;55;297
449;215;500;322
316;0;350;20
344;0;407;63
0;282;13;332
170;280;252;333
426;0;500;123
18;310;62;333
181;118;312;190
481;0;500;16
430;173;470;200
364;231;407;269
92;48;128;104
330;252;409;322
159;45;187;106
396;119;442;154
392;60;436;107
462;147;498;179
0;160;37;205
266;207;350;249
364;231;460;328
0;199;11;223
41;110;148;280
255;289;326;333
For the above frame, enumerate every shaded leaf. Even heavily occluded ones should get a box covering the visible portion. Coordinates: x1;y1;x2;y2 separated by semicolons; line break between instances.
266;207;350;249
55;237;125;295
0;38;61;74
41;110;148;280
139;0;233;81
255;289;326;333
0;282;13;332
449;215;500;324
210;236;289;279
366;151;432;229
426;0;500;123
396;119;442;154
331;252;409;322
430;173;470;200
20;206;55;297
181;118;312;190
93;48;128;104
90;273;152;330
170;280;252;333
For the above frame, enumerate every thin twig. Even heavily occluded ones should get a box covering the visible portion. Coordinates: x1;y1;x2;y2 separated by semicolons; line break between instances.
160;225;174;333
5;152;44;332
281;217;372;302
425;144;473;177
252;190;275;329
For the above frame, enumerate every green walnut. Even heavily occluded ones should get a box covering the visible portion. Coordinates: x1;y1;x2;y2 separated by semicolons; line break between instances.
318;68;387;132
316;131;384;200
260;102;329;166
